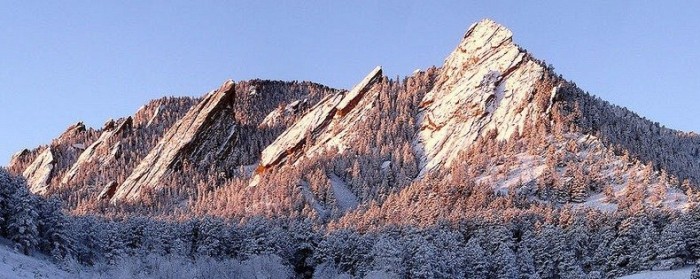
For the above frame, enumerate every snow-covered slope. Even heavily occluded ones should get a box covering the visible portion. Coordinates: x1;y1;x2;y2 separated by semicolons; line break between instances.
617;266;693;279
0;243;70;279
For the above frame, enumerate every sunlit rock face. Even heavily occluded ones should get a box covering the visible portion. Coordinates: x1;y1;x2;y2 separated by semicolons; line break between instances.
258;66;383;171
415;19;552;176
23;148;55;195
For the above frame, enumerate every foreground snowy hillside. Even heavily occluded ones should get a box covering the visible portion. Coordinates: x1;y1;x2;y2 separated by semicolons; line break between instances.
0;242;70;279
618;266;693;279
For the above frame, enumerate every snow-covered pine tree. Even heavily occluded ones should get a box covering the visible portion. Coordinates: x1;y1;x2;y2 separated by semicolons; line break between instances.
37;197;72;260
654;219;688;270
7;186;39;255
196;217;228;258
516;243;540;279
370;234;405;276
464;237;490;279
103;221;125;265
494;243;519;279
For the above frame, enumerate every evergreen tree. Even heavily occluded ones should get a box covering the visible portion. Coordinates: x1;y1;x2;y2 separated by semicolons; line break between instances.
464;237;490;279
36;197;72;259
495;243;519;279
691;264;700;279
7;188;39;255
516;243;540;279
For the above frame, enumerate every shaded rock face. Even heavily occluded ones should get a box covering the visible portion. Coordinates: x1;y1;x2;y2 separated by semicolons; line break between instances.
61;117;133;186
415;19;553;176
22;148;55;194
259;66;383;170
112;80;237;202
97;181;118;200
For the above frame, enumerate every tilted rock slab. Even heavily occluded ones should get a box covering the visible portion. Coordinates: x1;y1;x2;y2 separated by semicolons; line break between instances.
23;148;55;195
258;66;382;171
112;80;236;202
61;117;133;186
415;19;553;176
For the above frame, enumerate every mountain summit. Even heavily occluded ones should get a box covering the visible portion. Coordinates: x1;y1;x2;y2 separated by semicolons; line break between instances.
8;19;700;221
416;19;554;176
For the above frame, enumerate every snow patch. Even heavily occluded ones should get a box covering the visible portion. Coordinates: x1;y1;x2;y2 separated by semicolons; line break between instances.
298;181;328;219
328;173;359;212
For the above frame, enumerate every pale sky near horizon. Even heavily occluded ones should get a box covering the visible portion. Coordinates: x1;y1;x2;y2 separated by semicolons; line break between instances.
2;1;700;165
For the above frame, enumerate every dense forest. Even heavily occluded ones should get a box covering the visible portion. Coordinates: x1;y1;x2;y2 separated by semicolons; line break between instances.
4;167;700;278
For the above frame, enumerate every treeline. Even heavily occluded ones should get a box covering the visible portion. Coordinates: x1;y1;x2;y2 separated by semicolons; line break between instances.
6;166;700;278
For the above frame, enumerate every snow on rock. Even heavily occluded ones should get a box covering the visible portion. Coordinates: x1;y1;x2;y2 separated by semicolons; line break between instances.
415;19;550;176
146;104;163;127
285;99;307;113
22;148;55;195
381;160;392;170
258;99;309;129
258;66;382;171
61;117;133;186
475;153;546;194
328;173;359;212
71;143;86;150
259;108;284;128
113;80;237;202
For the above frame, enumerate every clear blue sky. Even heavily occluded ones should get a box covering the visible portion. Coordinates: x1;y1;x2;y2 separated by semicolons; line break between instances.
2;1;700;165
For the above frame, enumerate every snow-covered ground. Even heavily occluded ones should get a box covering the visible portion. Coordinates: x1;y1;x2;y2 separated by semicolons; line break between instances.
328;173;359;212
617;266;693;279
0;242;70;279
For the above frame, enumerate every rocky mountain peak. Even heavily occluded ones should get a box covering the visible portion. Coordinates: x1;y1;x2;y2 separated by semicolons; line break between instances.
415;18;552;176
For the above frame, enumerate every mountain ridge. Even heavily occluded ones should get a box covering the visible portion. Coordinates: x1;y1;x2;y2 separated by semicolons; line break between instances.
7;19;700;221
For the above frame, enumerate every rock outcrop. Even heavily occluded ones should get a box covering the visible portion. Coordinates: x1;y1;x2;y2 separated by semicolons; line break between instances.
415;19;553;176
112;80;237;202
97;181;118;200
258;66;382;171
61;117;133;186
22;148;55;194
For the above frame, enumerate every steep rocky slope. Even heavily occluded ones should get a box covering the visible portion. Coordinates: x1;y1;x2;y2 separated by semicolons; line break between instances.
113;81;237;201
416;19;552;176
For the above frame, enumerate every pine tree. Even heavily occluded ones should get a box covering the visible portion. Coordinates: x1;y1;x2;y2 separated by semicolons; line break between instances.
370;234;405;276
495;243;519;279
7;188;39;255
37;197;72;260
691;264;700;279
196;217;227;258
464;237;490;279
516;244;540;279
103;222;125;265
655;220;688;269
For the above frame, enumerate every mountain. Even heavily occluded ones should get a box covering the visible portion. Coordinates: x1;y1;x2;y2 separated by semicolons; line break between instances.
7;19;700;223
7;18;700;279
